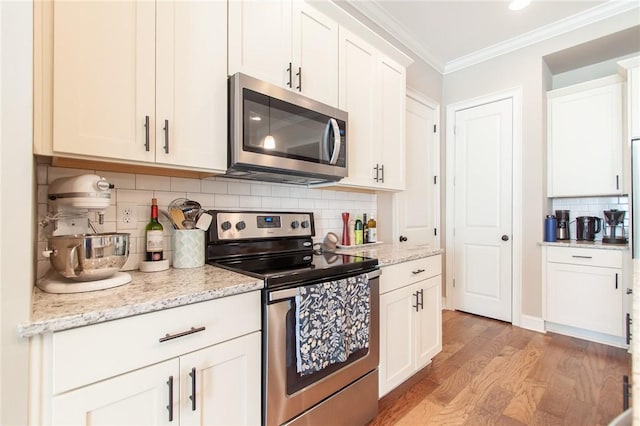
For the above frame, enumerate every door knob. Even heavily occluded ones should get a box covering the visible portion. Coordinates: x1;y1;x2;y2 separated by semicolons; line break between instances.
501;235;509;241
399;235;408;242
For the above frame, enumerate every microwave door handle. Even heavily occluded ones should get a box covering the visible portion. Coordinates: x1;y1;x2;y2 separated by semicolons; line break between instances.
328;118;341;165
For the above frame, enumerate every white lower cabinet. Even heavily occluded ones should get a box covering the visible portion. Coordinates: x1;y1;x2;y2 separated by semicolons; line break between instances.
543;246;629;347
32;292;262;425
379;255;442;397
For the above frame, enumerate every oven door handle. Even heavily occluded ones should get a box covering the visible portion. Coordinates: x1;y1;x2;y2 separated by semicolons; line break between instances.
267;269;381;303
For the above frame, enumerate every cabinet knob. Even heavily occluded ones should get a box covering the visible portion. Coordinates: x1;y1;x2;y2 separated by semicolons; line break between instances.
501;235;509;241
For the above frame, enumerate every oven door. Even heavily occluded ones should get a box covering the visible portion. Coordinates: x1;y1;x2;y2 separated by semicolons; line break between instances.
264;270;380;426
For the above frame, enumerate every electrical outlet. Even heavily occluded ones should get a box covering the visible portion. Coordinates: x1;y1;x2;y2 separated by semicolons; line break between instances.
117;203;138;230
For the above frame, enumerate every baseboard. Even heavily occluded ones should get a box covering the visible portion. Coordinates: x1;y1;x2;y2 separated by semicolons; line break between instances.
519;314;545;333
545;321;628;348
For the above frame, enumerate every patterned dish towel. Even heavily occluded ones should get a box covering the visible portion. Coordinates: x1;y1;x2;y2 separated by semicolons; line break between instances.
295;273;370;375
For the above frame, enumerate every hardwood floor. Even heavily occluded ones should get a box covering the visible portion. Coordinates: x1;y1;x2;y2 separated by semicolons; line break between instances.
370;310;631;425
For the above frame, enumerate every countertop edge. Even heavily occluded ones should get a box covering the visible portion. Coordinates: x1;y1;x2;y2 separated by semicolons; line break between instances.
538;241;629;251
18;280;263;338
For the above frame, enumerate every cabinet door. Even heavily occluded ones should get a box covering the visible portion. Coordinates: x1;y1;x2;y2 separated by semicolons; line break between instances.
291;2;338;107
548;81;623;196
155;0;227;172
52;0;155;162
338;28;377;188
547;263;623;337
379;284;417;397
52;359;178;425
416;276;442;367
179;332;261;426
629;66;640;138
228;0;292;88
377;56;406;190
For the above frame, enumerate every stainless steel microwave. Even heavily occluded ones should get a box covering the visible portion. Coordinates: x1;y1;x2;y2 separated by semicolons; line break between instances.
227;73;348;185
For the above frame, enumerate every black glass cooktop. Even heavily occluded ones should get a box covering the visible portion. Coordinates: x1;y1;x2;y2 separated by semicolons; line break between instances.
212;250;378;288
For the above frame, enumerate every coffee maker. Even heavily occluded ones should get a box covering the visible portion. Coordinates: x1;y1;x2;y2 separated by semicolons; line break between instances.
602;209;627;244
555;210;570;240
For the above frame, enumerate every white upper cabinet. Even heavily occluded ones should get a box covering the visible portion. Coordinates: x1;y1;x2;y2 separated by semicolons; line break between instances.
547;75;624;197
618;56;640;139
41;0;228;172
337;27;406;191
229;0;339;107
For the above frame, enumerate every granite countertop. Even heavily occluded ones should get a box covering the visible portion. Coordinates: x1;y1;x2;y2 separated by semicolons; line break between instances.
333;242;443;266
539;240;629;251
19;265;263;338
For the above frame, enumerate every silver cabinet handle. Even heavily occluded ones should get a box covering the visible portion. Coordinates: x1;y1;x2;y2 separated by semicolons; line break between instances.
412;269;426;275
163;119;169;154
296;66;302;91
144;115;150;151
571;255;592;259
159;326;206;343
413;292;419;312
167;376;174;422
380;164;384;183
286;62;292;88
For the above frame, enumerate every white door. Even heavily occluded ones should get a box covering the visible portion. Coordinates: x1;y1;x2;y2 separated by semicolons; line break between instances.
52;0;155;162
52;359;178;425
228;0;291;87
179;332;261;426
453;98;513;322
291;2;338;106
397;93;439;246
155;0;227;171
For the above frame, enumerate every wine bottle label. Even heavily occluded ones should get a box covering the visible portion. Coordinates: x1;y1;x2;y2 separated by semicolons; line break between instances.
146;230;163;252
367;228;377;243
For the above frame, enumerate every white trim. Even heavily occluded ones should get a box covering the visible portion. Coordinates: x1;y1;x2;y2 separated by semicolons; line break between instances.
445;87;524;327
520;315;545;333
546;321;628;349
344;0;639;74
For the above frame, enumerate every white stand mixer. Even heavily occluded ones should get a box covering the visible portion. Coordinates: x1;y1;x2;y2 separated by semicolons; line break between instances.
37;174;132;293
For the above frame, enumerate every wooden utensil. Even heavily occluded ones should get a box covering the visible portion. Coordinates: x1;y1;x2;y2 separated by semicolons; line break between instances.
170;208;186;230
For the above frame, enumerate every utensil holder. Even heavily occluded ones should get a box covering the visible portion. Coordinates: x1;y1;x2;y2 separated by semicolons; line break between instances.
172;229;205;268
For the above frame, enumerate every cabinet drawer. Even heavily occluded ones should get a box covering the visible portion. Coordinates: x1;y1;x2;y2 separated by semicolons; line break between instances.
546;246;622;268
381;255;441;294
52;291;260;395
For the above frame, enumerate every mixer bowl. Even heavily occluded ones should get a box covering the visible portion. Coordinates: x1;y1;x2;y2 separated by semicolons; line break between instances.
48;233;130;281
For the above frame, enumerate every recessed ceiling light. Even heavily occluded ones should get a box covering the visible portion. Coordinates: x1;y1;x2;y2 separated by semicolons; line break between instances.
509;0;531;11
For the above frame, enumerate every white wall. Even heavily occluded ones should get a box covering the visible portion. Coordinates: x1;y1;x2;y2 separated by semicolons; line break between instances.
443;10;639;317
1;1;33;424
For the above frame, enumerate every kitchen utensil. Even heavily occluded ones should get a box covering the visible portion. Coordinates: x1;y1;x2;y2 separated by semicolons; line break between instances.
555;210;570;240
575;216;602;241
170;209;186;230
603;209;627;244
44;233;130;281
195;212;213;230
159;209;178;229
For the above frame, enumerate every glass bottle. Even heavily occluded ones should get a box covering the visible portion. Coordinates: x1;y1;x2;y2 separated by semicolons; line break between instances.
354;215;364;245
363;213;369;244
145;198;164;261
367;216;377;243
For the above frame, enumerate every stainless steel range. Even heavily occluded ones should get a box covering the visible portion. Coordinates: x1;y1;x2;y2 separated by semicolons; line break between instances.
205;210;380;425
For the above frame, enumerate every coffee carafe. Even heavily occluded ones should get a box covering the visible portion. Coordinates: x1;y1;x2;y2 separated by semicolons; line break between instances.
602;209;627;244
555;210;570;240
575;216;602;241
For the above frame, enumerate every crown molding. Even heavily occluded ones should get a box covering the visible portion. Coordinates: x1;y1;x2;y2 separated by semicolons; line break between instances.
444;1;640;74
346;0;639;75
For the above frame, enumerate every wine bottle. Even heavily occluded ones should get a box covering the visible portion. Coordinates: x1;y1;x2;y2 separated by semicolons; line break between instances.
145;198;164;261
366;216;377;243
363;213;369;244
354;215;364;245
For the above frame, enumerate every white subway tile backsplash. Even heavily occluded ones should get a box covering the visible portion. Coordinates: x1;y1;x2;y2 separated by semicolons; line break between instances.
201;179;228;194
36;165;377;276
551;195;629;241
136;174;170;191
171;177;201;193
98;171;136;190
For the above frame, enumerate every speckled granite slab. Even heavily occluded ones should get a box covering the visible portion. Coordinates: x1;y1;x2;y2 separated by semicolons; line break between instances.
333;243;443;266
19;265;263;337
538;241;629;251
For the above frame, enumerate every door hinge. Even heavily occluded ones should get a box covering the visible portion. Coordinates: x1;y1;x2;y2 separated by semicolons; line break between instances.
434;228;437;236
433;124;437;133
433;176;437;185
453;278;456;288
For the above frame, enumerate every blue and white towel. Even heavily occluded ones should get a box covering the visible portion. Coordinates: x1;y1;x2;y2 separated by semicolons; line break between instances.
295;273;370;375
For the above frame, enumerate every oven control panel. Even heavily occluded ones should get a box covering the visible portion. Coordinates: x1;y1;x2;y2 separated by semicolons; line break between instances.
214;211;314;240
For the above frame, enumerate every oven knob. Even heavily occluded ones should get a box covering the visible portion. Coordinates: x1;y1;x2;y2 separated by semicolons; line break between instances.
236;221;246;231
291;220;300;229
301;220;310;229
221;221;232;231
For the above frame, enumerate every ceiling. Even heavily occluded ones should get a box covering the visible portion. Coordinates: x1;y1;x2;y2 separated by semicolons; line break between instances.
343;0;640;73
